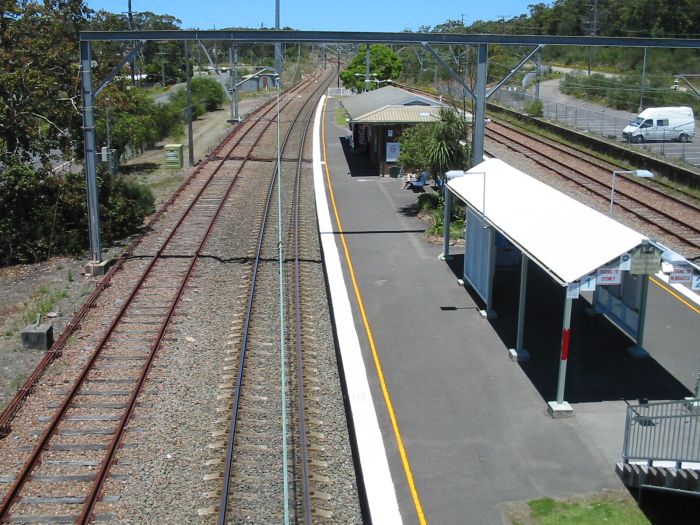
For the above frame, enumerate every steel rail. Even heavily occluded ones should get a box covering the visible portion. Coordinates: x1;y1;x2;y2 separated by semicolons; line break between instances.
0;75;318;523
292;79;316;525
218;70;334;525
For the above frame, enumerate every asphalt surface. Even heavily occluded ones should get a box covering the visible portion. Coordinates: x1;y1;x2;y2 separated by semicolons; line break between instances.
320;96;700;524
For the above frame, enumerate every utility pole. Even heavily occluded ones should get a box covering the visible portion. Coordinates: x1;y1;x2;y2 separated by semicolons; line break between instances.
364;44;371;92
127;0;135;85
337;46;340;89
229;44;239;123
156;48;167;87
536;47;542;100
274;0;282;76
185;40;194;167
639;47;648;112
588;0;597;77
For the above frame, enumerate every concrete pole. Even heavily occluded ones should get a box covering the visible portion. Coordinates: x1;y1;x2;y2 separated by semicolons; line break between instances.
472;44;488;165
639;47;648;112
535;47;542;100
229;45;239;123
79;41;102;263
555;295;573;405
185;40;194;167
441;185;452;260
233;46;239;122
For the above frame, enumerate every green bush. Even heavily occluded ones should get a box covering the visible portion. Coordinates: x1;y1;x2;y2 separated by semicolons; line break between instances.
0;155;154;265
526;99;544;117
192;77;226;111
169;77;226;119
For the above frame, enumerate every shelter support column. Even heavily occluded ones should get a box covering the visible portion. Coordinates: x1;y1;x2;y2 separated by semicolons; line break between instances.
548;292;574;418
440;186;452;261
628;275;650;358
508;253;530;362
479;226;497;320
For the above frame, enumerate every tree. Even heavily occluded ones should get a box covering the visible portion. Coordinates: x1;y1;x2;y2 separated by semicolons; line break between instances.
95;84;159;165
339;44;402;92
398;108;470;180
0;0;90;164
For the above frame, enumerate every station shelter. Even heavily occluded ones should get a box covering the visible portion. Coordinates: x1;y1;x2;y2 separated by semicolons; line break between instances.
442;158;662;417
340;86;445;176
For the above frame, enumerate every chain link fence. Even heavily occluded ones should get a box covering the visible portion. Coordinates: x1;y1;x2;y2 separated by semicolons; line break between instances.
490;88;700;168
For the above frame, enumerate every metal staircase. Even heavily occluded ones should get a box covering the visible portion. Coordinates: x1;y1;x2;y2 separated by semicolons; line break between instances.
617;398;700;497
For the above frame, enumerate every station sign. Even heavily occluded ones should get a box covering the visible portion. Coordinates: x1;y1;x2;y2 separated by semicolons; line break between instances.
579;274;597;292
596;267;622;285
692;272;700;291
619;253;632;271
669;265;693;285
386;142;400;162
566;281;580;299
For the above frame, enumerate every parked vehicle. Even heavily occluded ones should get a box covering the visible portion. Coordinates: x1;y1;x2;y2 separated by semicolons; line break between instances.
622;106;695;143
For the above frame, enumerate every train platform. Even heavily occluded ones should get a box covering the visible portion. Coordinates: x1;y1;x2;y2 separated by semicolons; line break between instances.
313;96;700;524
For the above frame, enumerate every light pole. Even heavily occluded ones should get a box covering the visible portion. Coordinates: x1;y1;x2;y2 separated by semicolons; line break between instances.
610;169;654;217
354;72;377;91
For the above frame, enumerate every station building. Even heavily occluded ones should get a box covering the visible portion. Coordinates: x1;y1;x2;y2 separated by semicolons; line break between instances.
340;86;445;176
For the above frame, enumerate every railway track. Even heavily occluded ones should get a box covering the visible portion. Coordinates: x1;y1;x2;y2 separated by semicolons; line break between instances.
0;69;360;523
212;69;337;523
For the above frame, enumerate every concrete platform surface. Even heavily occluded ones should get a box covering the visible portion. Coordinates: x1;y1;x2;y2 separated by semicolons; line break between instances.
318;97;700;525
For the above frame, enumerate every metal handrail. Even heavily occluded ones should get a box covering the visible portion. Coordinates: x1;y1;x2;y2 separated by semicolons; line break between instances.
622;399;700;465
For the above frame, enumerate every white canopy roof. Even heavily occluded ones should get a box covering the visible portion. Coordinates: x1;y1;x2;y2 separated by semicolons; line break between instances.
447;158;648;285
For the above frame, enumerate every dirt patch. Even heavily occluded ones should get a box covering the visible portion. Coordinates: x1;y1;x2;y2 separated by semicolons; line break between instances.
0;256;97;409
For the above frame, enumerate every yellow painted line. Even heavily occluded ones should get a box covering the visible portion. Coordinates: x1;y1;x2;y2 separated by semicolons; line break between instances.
321;99;427;525
650;276;700;315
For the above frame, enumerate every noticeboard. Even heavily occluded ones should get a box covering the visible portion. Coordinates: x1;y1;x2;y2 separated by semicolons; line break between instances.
629;244;661;275
164;143;184;169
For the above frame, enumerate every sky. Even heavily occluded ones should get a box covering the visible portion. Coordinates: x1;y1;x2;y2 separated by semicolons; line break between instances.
86;1;540;33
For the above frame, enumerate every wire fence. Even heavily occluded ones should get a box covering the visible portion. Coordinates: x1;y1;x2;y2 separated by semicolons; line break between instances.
490;89;700;168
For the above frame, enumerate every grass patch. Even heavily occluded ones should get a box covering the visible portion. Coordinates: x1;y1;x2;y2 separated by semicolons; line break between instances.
22;286;69;323
10;374;28;392
510;493;650;525
334;106;349;127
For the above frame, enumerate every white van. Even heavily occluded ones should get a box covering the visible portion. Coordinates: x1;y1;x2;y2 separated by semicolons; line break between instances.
622;106;695;143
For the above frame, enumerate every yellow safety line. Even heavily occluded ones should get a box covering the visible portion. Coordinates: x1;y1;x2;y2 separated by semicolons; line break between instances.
321;99;427;524
650;276;700;315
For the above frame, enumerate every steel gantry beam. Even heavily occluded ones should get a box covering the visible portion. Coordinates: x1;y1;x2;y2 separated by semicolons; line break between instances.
80;30;700;49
